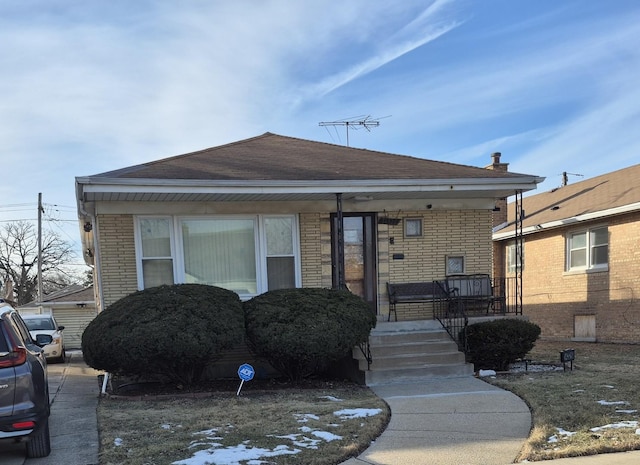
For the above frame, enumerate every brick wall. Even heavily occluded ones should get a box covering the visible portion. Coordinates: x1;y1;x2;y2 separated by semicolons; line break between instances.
97;214;138;307
510;211;640;343
385;210;493;320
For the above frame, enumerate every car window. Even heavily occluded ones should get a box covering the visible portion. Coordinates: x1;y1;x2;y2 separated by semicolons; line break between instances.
0;322;9;352
24;317;56;331
11;313;34;345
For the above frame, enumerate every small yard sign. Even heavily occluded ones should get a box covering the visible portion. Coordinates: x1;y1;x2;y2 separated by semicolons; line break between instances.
560;349;575;371
236;363;255;396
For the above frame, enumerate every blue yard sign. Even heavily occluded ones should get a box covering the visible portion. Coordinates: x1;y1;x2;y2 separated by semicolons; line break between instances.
238;363;255;381
236;363;255;396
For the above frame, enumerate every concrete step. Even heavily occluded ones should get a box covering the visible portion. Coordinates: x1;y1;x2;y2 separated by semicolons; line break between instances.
363;339;459;357
357;350;466;371
358;319;473;385
364;363;474;386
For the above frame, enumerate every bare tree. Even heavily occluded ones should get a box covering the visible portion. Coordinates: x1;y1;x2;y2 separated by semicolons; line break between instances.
0;220;77;305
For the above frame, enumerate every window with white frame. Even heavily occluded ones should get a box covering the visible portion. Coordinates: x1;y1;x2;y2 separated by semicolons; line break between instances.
139;217;175;288
567;226;608;271
506;241;524;273
135;215;299;297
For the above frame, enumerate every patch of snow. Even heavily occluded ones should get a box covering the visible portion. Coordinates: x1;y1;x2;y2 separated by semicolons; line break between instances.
334;408;382;419
478;369;496;377
173;444;300;465
597;400;629;406
573;389;585;393
602;385;615;389
312;430;342;442
590;421;638;432
319;395;343;402
295;413;320;423
547;427;576;443
616;410;638;414
114;438;123;447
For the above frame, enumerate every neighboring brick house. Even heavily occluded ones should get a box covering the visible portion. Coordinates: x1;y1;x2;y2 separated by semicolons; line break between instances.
493;163;640;343
76;133;542;322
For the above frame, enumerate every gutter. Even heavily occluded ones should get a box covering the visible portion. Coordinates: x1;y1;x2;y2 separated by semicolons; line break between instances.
493;201;640;240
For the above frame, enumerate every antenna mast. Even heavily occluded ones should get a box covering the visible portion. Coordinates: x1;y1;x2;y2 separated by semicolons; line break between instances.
319;115;381;147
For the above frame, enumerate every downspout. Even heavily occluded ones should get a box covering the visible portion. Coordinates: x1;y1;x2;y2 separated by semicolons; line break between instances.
76;183;105;314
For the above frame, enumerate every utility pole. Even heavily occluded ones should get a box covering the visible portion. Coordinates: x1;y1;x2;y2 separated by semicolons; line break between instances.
319;115;382;147
37;193;43;305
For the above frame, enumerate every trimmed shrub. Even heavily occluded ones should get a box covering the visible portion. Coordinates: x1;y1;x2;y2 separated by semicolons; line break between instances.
243;288;376;381
465;319;541;371
82;284;244;385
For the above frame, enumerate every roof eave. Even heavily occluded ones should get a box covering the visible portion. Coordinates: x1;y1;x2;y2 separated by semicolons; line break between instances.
493;201;640;241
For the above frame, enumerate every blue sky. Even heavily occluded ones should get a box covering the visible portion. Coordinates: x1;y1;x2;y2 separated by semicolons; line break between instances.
1;0;639;270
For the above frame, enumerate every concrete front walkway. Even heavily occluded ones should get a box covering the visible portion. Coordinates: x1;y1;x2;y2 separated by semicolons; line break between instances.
341;376;532;465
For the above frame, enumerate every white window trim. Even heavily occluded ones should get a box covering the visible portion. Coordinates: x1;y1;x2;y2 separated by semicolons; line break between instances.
565;225;608;273
134;214;302;298
506;241;524;274
134;216;177;290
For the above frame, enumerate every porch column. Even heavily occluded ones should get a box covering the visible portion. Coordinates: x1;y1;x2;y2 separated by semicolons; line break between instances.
335;193;346;289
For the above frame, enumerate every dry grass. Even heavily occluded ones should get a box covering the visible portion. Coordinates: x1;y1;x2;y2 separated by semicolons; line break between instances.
97;382;390;465
486;340;640;462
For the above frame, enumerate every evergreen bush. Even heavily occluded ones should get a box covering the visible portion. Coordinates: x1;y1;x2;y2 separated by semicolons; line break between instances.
243;288;376;381
82;284;244;385
465;318;541;371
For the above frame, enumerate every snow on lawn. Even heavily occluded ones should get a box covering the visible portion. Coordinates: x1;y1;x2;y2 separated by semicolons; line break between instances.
547;397;640;444
172;407;382;465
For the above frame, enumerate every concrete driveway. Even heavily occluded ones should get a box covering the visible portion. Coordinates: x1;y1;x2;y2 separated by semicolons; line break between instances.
0;351;99;465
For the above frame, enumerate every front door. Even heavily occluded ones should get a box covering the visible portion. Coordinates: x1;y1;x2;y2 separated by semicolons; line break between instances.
331;213;377;313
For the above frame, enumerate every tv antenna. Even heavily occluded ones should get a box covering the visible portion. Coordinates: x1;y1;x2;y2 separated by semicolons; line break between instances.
319;115;386;147
561;171;583;187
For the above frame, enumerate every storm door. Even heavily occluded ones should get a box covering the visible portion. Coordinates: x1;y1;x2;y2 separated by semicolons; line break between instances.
331;213;377;312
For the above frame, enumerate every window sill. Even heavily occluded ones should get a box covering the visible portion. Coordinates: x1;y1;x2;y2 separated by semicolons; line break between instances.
563;266;609;276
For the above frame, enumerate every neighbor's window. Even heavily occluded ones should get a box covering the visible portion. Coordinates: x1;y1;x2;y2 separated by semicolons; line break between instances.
139;217;175;288
506;241;524;273
405;218;422;237
567;226;608;271
446;255;465;275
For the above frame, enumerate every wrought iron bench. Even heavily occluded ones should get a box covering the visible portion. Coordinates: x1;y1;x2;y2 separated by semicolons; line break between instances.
386;281;447;321
443;273;505;315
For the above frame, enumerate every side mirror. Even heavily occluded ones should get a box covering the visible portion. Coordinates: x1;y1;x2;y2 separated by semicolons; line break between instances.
35;334;53;346
58;325;65;331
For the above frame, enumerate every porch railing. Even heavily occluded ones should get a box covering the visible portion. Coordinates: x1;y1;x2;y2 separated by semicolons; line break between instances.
433;276;520;354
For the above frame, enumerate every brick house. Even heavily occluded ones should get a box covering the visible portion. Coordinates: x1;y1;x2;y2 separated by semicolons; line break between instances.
76;133;542;322
493;163;640;343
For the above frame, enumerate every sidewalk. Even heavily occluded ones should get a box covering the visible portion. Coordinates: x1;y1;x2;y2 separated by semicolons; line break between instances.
27;351;100;465
341;376;531;465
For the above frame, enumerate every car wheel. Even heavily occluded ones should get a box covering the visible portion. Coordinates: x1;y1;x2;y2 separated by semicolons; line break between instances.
26;417;51;458
59;348;66;363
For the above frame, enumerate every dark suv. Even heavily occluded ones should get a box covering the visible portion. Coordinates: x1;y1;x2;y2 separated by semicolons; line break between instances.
0;302;52;458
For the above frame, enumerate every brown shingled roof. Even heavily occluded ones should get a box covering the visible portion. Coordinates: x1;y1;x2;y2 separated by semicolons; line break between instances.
93;132;531;181
497;163;640;236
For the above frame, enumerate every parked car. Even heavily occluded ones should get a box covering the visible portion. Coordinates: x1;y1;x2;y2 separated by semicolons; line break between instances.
21;314;65;363
0;302;52;458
